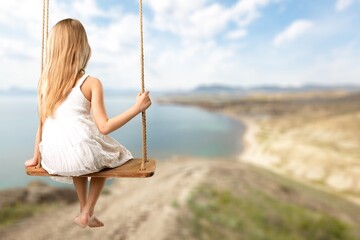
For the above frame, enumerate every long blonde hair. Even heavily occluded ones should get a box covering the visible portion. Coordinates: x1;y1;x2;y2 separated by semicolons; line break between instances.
38;18;91;122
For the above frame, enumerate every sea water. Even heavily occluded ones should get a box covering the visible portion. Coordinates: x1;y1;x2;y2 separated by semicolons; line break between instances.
0;94;244;189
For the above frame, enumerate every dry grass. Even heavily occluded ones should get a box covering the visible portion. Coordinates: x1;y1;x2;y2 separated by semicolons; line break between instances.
174;160;360;240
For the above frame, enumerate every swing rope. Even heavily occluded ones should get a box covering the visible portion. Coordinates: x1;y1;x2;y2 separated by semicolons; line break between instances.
40;0;49;73
139;0;148;170
36;0;49;168
37;0;149;171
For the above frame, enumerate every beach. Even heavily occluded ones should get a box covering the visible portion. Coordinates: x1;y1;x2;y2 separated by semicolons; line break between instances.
159;90;360;206
228;94;360;206
238;115;360;206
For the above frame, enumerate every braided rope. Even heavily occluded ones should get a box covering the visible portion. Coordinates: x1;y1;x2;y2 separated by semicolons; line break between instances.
40;0;47;73
36;0;49;168
139;0;148;171
45;0;49;49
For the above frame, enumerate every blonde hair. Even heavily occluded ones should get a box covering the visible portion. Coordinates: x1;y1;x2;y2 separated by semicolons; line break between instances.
38;18;91;122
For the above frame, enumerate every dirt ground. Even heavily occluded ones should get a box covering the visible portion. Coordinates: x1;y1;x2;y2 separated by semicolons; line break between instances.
1;158;208;240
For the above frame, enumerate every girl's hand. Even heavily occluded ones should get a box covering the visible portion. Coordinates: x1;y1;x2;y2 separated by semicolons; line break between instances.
25;156;39;168
135;91;152;113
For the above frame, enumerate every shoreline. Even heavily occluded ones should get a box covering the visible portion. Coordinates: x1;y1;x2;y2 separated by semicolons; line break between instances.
218;111;257;162
153;98;360;207
219;111;288;173
218;109;360;207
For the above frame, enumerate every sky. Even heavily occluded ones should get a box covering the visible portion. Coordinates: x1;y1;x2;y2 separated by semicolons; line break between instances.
0;0;359;91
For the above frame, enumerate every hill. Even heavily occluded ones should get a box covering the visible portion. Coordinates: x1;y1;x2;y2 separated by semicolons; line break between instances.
193;83;360;94
1;158;359;239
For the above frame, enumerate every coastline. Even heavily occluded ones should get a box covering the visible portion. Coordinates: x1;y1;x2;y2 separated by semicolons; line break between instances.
219;111;257;163
221;110;285;172
156;90;360;207
219;109;360;207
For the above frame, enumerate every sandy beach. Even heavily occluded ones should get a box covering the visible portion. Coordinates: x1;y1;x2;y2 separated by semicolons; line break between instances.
170;90;360;206
238;115;360;205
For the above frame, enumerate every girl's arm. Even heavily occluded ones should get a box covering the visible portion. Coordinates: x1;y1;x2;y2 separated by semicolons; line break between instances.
33;124;41;160
25;123;41;167
88;77;151;135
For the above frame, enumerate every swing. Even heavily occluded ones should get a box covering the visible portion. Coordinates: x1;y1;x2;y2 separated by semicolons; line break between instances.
26;0;156;178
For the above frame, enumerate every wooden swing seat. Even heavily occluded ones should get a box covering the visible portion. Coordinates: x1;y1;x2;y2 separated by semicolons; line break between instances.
26;158;156;178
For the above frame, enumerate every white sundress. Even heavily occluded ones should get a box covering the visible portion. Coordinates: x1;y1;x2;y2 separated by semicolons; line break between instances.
39;74;133;184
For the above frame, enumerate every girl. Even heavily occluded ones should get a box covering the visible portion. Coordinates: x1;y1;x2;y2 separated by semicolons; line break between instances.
25;18;151;228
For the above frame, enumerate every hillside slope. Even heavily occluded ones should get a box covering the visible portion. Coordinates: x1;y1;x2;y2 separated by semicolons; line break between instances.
1;158;359;240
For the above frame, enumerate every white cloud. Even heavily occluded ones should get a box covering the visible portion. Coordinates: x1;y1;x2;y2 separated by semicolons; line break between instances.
188;4;232;40
232;0;270;26
273;20;313;47
226;29;247;40
146;40;246;90
0;1;44;90
335;0;353;11
146;0;271;42
73;0;105;18
294;42;360;86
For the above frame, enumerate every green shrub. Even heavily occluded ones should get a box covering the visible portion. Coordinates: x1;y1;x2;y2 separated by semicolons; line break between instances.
0;203;53;228
178;185;357;240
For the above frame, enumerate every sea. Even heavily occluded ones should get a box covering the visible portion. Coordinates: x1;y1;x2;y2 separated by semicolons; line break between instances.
0;94;244;190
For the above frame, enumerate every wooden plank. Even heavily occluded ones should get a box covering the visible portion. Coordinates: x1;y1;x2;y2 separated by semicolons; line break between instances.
25;158;156;178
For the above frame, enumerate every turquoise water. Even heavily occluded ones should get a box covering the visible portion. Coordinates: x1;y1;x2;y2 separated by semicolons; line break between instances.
0;95;244;189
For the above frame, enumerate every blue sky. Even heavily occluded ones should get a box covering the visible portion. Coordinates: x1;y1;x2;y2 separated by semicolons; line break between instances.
0;0;359;91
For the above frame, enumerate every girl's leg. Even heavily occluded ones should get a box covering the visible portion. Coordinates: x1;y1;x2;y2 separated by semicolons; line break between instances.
73;177;89;228
73;177;106;228
83;177;106;215
74;177;106;228
73;177;88;212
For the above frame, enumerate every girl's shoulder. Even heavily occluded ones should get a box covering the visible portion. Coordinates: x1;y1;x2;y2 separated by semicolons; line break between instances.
83;76;103;90
81;76;104;102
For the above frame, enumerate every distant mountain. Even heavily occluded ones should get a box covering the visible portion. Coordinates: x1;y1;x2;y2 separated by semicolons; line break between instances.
193;83;360;94
193;84;244;93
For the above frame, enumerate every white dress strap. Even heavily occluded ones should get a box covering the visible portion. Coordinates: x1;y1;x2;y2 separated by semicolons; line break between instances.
75;74;90;88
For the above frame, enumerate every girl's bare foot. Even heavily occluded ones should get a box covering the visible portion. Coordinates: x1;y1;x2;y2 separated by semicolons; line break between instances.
25;158;38;167
73;213;89;228
88;215;104;228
